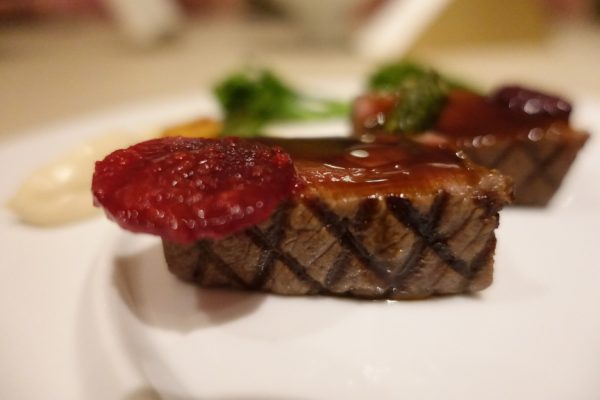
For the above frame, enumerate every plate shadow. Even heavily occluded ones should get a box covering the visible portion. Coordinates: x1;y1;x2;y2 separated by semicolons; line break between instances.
112;243;266;333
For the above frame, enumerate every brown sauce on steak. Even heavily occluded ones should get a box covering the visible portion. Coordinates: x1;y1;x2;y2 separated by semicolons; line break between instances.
259;137;482;198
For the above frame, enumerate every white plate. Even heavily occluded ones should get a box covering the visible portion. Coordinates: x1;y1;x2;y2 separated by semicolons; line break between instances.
1;93;599;400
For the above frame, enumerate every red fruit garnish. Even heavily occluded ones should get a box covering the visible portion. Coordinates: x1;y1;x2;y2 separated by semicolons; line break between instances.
92;137;297;243
490;85;572;119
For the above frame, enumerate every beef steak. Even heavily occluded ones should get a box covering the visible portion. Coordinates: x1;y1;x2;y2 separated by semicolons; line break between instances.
163;137;512;299
352;89;589;206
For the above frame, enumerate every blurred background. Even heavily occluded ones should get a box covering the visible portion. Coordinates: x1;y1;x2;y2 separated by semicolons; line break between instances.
1;0;600;138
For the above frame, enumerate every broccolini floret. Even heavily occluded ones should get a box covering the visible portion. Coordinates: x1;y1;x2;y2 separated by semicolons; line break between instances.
214;69;348;137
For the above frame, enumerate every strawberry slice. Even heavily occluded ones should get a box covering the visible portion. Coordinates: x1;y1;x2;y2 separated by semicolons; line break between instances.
92;137;297;243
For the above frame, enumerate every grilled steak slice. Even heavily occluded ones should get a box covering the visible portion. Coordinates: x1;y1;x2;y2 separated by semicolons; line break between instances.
352;89;589;206
164;137;512;300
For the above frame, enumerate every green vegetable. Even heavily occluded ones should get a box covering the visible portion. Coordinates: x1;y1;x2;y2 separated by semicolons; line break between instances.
368;61;431;92
367;60;476;134
213;62;473;137
214;69;349;137
384;72;449;134
368;60;473;93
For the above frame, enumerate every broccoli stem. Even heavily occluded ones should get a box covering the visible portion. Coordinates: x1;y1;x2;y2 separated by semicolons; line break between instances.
214;69;349;137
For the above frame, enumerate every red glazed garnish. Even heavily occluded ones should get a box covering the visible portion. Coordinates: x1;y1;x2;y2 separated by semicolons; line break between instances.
490;85;572;119
92;137;297;243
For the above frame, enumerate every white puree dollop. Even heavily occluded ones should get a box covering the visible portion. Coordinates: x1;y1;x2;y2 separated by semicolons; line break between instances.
7;131;157;226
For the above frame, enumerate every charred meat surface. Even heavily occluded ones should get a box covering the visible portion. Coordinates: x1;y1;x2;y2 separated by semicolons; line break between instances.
352;88;589;206
164;137;512;300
